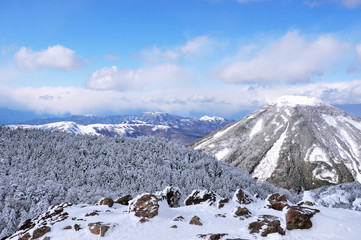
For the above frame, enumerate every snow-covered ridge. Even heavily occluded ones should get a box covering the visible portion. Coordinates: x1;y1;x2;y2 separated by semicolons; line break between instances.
199;116;225;122
6;188;361;240
270;95;328;107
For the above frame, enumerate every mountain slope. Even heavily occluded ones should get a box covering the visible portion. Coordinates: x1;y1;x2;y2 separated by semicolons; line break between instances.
8;112;233;145
0;126;290;238
192;96;361;191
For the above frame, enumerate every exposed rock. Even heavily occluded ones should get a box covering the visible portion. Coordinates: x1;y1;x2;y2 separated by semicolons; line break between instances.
286;206;320;230
198;233;228;240
18;233;31;240
170;225;178;228
267;193;288;211
216;214;226;218
189;216;203;226
218;198;230;209
18;219;35;231
233;189;254;205
88;222;110;237
85;211;100;217
173;216;185;221
233;206;251;220
297;201;315;206
115;195;133;205
63;225;72;230
185;190;216;206
74;224;82;231
98;198;114;207
248;215;285;237
32;226;51;239
129;194;160;219
157;186;182;208
139;217;149;223
43;237;50;240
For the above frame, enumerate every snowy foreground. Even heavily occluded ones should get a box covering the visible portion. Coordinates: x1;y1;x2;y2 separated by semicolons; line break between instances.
6;189;361;240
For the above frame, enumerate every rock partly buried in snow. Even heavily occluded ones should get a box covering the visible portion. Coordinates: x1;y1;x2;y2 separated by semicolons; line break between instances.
191;95;361;191
32;226;51;239
185;190;216;206
197;233;228;240
88;222;110;237
286;206;320;230
129;194;160;219
98;197;114;207
267;193;289;211
157;186;181;208
218;198;230;209
233;188;254;205
189;216;203;226
248;215;285;237
115;195;133;205
233;206;251;220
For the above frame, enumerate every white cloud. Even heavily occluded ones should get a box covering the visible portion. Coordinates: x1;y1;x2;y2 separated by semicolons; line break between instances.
2;79;361;117
212;31;349;84
14;45;84;71
140;36;213;63
86;64;192;91
304;0;361;8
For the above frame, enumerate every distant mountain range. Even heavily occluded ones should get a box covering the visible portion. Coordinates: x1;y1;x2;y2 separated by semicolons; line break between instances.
8;112;234;145
192;96;361;191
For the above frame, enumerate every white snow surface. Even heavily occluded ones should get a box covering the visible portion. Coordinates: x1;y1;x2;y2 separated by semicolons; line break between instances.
249;119;263;138
215;148;230;160
270;95;327;107
252;125;289;181
9;193;361;240
199;116;225;122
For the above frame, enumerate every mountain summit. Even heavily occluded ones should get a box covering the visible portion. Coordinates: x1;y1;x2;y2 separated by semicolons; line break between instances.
192;96;361;191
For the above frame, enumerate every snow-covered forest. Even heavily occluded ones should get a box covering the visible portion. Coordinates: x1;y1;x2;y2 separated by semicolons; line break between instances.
0;126;291;238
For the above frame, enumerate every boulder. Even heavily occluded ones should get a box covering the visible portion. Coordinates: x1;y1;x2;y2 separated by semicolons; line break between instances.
157;186;181;208
115;195;133;205
198;233;228;240
74;224;82;231
189;216;203;226
32;226;51;239
297;201;315;206
185;190;216;206
173;216;185;221
233;206;251;220
218;198;229;209
248;215;285;237
267;193;288;211
286;206;320;230
233;189;254;205
88;222;110;237
18;233;31;240
98;198;114;207
129;194;160;219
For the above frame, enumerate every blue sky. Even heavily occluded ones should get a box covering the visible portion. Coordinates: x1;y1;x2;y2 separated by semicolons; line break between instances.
1;0;361;118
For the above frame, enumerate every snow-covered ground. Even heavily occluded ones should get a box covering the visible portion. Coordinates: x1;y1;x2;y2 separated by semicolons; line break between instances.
7;192;361;240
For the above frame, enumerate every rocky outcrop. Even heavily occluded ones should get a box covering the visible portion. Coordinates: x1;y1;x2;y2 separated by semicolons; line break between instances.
218;198;229;209
190;216;203;226
197;233;228;240
88;222;110;237
32;226;51;239
286;206;320;230
233;206;251;220
157;186;181;208
248;215;285;237
129;194;160;220
185;190;216;206
115;195;133;205
233;189;254;205
98;198;114;207
266;193;288;211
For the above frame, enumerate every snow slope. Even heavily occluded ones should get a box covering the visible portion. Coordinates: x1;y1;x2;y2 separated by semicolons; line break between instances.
6;190;361;240
192;96;361;191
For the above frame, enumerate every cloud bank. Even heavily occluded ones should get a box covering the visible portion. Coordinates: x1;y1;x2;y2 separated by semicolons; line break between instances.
14;45;84;71
212;31;349;84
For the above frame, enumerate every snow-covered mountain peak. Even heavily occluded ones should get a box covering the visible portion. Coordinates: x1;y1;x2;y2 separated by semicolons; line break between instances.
199;115;225;122
270;95;327;108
